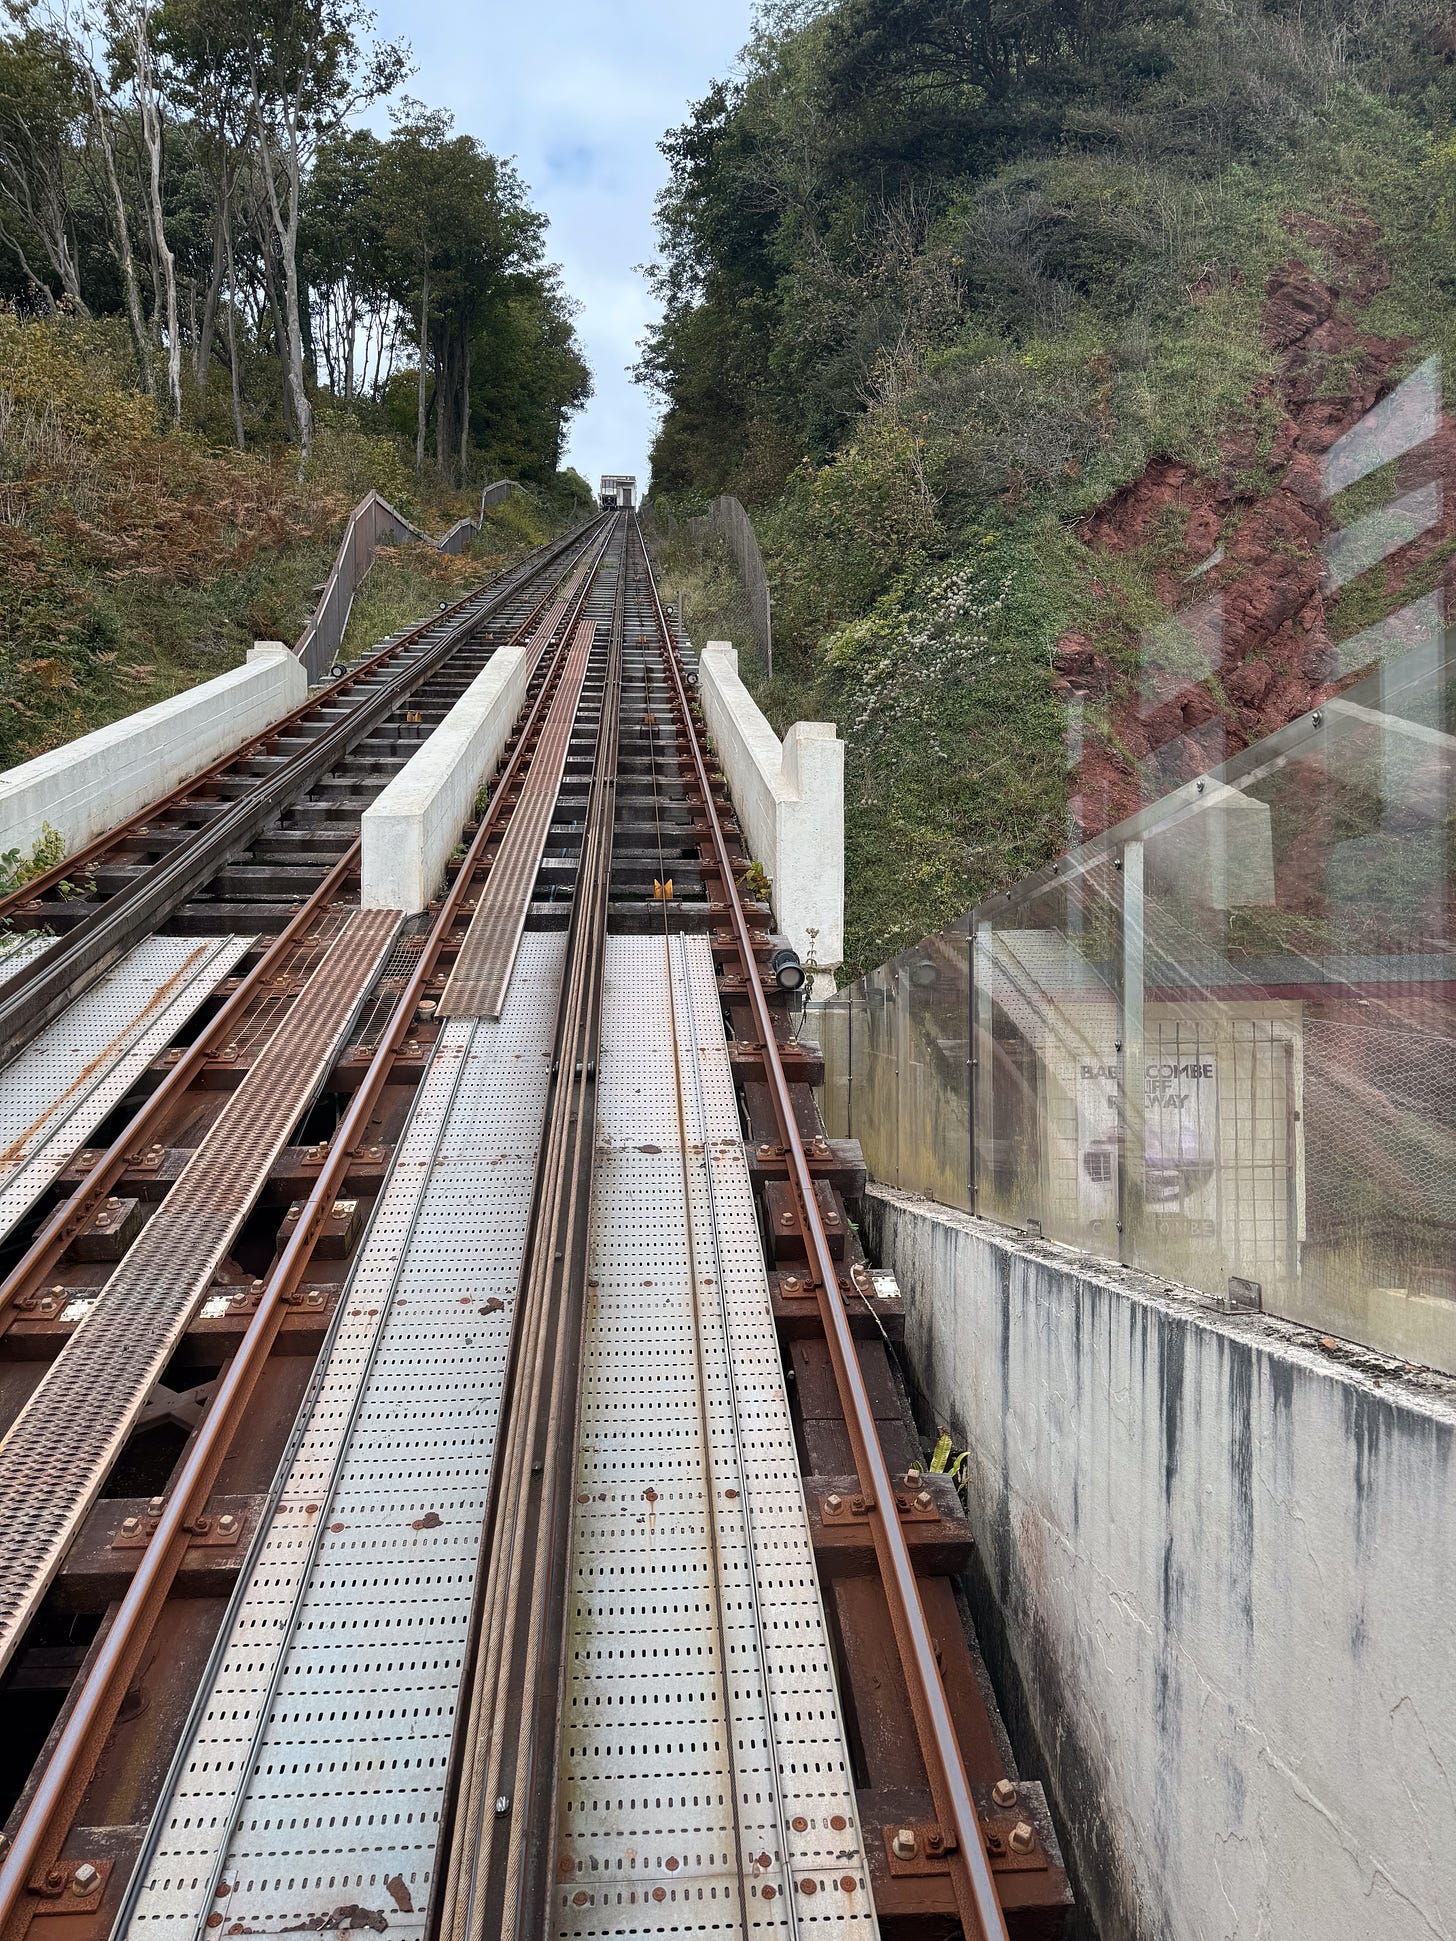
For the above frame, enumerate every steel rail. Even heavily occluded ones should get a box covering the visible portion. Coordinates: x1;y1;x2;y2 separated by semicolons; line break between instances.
0;518;610;1068
0;522;615;1325
431;538;625;1941
0;524;625;1941
636;519;1013;1941
0;517;602;930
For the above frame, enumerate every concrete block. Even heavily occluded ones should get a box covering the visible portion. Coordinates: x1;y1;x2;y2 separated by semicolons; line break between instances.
699;642;843;989
0;646;307;865
361;646;529;913
866;1186;1456;1941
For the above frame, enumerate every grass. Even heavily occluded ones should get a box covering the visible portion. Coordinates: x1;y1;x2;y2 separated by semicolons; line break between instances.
0;309;571;766
340;499;560;660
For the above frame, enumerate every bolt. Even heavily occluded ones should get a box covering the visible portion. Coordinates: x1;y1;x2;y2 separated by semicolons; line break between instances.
824;1493;842;1514
914;1490;933;1512
891;1828;918;1861
217;1514;238;1535
992;1778;1017;1809
1009;1821;1036;1855
780;1274;800;1293
148;1496;165;1516
120;1516;140;1537
72;1864;100;1895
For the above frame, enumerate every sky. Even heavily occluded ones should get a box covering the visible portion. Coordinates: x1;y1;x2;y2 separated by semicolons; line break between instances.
366;1;759;493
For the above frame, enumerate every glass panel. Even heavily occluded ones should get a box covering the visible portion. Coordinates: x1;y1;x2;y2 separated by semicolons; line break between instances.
1129;635;1456;1371
852;963;901;1189
974;858;1124;1249
813;993;851;1141
897;922;972;1210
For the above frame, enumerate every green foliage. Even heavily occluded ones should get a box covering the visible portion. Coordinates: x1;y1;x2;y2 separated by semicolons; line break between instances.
643;0;1456;973
0;822;65;896
759;424;940;648
740;860;772;902
0;306;579;767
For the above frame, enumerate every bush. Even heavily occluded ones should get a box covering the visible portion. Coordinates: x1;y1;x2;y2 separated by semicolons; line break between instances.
758;422;941;651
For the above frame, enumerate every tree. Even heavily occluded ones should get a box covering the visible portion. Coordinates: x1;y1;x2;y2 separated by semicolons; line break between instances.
0;25;89;307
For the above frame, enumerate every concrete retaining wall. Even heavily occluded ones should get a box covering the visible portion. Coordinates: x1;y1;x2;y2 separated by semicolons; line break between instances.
699;641;843;990
865;1186;1456;1941
360;647;529;912
0;643;306;865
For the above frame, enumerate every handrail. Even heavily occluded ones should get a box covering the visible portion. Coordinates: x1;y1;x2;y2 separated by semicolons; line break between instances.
295;481;528;682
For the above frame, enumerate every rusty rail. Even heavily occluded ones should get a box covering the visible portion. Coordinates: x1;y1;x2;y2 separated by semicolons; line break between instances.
0;523;622;1941
637;526;1013;1941
0;520;609;1070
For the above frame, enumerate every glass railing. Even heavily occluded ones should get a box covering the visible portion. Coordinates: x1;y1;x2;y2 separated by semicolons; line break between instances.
820;363;1456;1375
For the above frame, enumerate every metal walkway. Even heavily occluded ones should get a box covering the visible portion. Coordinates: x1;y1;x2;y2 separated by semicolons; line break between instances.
552;934;875;1937
0;911;397;1672
126;933;568;1940
0;935;248;1243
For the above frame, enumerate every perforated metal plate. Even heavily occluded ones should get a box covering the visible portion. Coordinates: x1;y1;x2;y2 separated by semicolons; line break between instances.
0;935;249;1242
552;935;877;1940
0;935;48;988
126;932;568;1941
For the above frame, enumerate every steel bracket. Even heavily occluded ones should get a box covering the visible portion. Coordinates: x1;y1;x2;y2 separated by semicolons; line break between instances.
882;1823;955;1877
28;1859;112;1913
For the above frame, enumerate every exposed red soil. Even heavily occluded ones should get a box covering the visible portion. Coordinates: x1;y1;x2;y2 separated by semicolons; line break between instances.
1058;207;1454;840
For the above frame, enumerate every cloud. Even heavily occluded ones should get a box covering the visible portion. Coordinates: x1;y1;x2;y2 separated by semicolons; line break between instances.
365;0;756;492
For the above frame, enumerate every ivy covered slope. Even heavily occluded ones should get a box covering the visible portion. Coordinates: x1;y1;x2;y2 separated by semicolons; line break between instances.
642;0;1456;979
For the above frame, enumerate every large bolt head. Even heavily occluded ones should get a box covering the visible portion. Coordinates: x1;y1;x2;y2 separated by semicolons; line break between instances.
1009;1821;1036;1854
72;1864;100;1894
824;1494;842;1514
891;1827;917;1861
992;1778;1017;1809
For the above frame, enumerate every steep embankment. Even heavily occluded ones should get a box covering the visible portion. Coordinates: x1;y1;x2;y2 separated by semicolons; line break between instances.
0;311;563;781
1061;209;1453;838
643;1;1456;979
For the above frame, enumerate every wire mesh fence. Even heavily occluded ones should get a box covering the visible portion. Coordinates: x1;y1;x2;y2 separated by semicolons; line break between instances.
685;495;774;676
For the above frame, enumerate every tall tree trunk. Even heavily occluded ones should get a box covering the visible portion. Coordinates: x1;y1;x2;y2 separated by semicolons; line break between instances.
223;210;246;451
252;210;292;430
415;263;430;474
434;324;449;475
194;191;227;386
86;72;152;396
251;92;312;464
134;14;181;421
459;334;471;478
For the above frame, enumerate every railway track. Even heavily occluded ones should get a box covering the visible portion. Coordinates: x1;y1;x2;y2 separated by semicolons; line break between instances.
0;513;1072;1941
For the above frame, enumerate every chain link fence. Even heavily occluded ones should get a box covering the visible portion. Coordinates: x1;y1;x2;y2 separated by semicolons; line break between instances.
685;495;773;677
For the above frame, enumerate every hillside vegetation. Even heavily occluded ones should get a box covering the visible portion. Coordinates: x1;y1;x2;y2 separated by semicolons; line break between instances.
642;0;1456;976
0;0;591;769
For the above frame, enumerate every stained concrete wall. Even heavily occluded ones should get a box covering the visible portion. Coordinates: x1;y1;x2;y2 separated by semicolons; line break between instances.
699;641;843;991
360;646;529;912
865;1186;1456;1941
0;643;306;864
